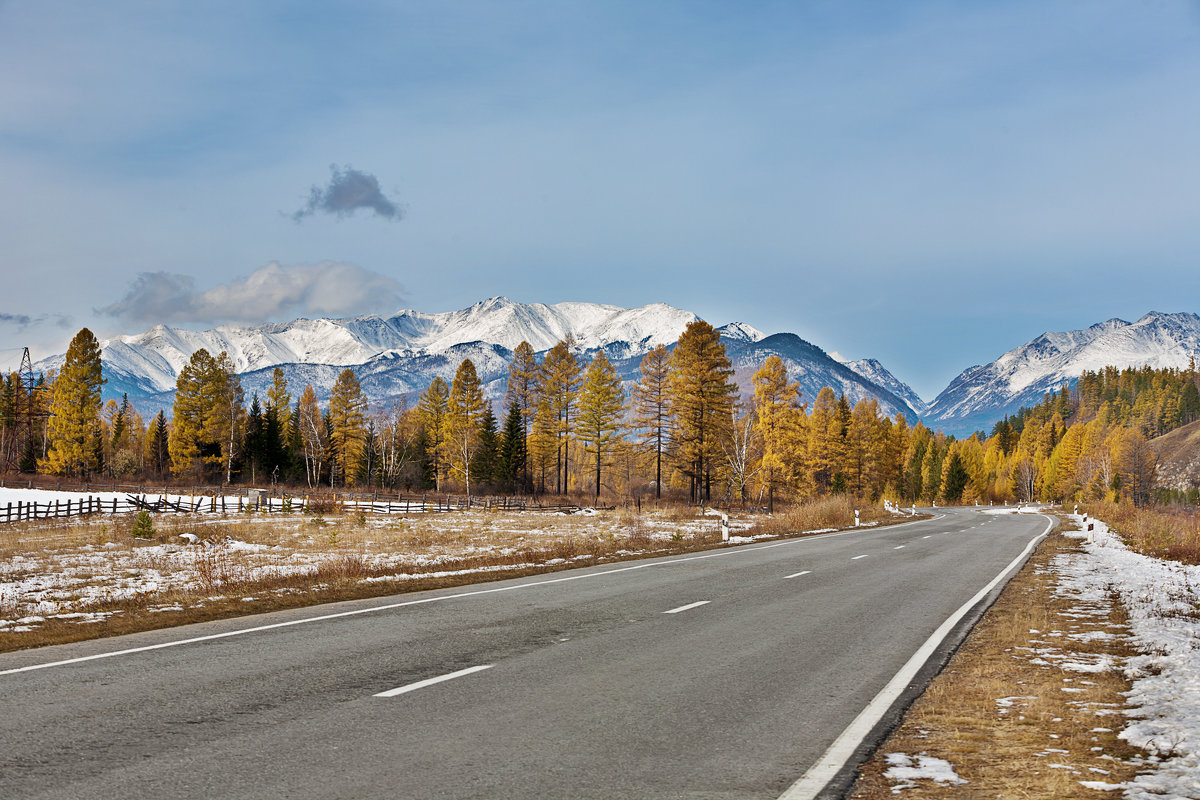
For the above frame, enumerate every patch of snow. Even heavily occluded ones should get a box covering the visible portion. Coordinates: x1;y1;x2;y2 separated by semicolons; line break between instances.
1060;513;1200;799
883;752;967;792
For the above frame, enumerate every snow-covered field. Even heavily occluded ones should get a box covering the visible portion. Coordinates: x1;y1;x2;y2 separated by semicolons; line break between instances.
0;487;758;634
1057;513;1200;799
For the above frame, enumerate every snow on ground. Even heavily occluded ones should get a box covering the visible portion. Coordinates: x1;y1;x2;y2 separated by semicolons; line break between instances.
882;753;967;792
1058;513;1200;799
0;493;758;631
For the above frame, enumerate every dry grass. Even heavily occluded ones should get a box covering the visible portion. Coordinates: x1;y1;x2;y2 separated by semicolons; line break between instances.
1084;501;1200;565
848;524;1149;798
0;499;926;653
0;505;736;652
746;495;900;537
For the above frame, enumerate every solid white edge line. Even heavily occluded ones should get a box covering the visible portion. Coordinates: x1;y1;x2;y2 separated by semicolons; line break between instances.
663;601;710;614
0;512;944;678
374;664;493;698
778;515;1055;800
783;570;812;579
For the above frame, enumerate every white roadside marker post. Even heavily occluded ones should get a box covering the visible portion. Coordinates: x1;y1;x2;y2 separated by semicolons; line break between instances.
721;513;730;542
854;509;860;527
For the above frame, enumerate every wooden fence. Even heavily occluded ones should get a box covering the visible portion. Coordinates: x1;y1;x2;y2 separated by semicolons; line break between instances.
1;492;587;525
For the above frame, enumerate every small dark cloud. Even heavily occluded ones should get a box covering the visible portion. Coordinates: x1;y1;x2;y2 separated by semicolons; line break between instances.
292;164;403;222
0;312;73;329
99;262;405;326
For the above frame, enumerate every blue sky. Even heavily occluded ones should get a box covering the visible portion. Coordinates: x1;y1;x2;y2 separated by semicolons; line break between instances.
2;1;1199;400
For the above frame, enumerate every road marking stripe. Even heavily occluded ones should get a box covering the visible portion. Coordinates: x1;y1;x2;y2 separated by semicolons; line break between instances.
375;665;493;698
778;515;1056;800
784;570;812;579
663;601;710;614
0;515;941;677
922;535;932;539
893;546;905;550
851;554;869;560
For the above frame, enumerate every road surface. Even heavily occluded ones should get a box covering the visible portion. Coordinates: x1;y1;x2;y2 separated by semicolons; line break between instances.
0;507;1051;799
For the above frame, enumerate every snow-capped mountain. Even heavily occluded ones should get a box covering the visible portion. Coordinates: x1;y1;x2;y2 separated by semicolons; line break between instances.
725;336;918;420
830;352;928;417
925;311;1200;436
38;297;698;395
34;297;921;421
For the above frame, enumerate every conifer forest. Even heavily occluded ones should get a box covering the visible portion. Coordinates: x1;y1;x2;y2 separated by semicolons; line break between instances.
4;324;1199;509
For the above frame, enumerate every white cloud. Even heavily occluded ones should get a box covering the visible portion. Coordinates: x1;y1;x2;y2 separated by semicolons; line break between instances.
99;262;405;325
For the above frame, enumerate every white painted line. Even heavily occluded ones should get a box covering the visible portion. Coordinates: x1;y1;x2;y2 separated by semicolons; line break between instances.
784;570;812;579
893;546;905;550
664;600;710;614
375;664;493;698
778;515;1056;800
851;554;869;560
922;535;932;539
0;513;947;678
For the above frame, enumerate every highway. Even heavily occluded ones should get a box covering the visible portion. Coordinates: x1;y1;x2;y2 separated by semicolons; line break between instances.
0;507;1052;799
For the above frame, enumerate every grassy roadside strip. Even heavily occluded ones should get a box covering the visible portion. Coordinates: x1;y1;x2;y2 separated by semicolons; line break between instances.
0;501;926;654
847;518;1151;798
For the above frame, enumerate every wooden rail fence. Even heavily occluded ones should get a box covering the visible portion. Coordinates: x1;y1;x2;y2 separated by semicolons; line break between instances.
1;493;588;525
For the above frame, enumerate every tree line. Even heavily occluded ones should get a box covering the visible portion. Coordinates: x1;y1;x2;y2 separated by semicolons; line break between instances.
8;327;1198;508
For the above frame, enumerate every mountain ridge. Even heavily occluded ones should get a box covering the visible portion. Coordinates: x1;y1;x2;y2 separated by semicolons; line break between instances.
33;297;924;421
924;311;1200;435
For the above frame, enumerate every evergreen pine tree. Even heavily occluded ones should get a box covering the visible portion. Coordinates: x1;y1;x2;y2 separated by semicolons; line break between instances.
148;410;170;479
505;341;540;491
470;403;499;487
496;402;526;492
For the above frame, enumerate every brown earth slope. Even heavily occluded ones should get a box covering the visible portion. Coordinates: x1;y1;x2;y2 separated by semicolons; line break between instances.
1151;418;1200;490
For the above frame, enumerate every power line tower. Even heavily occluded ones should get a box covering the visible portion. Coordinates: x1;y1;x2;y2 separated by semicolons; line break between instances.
2;348;51;473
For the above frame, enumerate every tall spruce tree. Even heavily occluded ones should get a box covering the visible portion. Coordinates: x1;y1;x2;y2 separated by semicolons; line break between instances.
470;403;499;487
496;402;526;492
505;341;539;491
148;410;170;479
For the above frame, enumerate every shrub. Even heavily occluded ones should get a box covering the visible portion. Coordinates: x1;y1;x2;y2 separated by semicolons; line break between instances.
130;510;155;539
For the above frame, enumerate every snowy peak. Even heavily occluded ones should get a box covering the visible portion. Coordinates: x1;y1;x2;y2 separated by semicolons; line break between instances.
60;298;702;394
829;352;927;416
926;311;1200;435
716;322;766;343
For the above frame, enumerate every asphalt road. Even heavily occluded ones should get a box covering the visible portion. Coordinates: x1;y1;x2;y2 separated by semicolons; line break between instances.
0;507;1052;799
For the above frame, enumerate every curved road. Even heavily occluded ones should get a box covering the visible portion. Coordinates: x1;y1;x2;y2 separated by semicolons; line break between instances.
0;507;1051;799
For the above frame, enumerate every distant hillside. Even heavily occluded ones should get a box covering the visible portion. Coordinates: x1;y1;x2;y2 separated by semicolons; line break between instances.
925;311;1200;436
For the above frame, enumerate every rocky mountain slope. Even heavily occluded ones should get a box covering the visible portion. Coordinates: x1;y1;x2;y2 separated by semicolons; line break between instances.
924;312;1200;436
35;297;925;421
